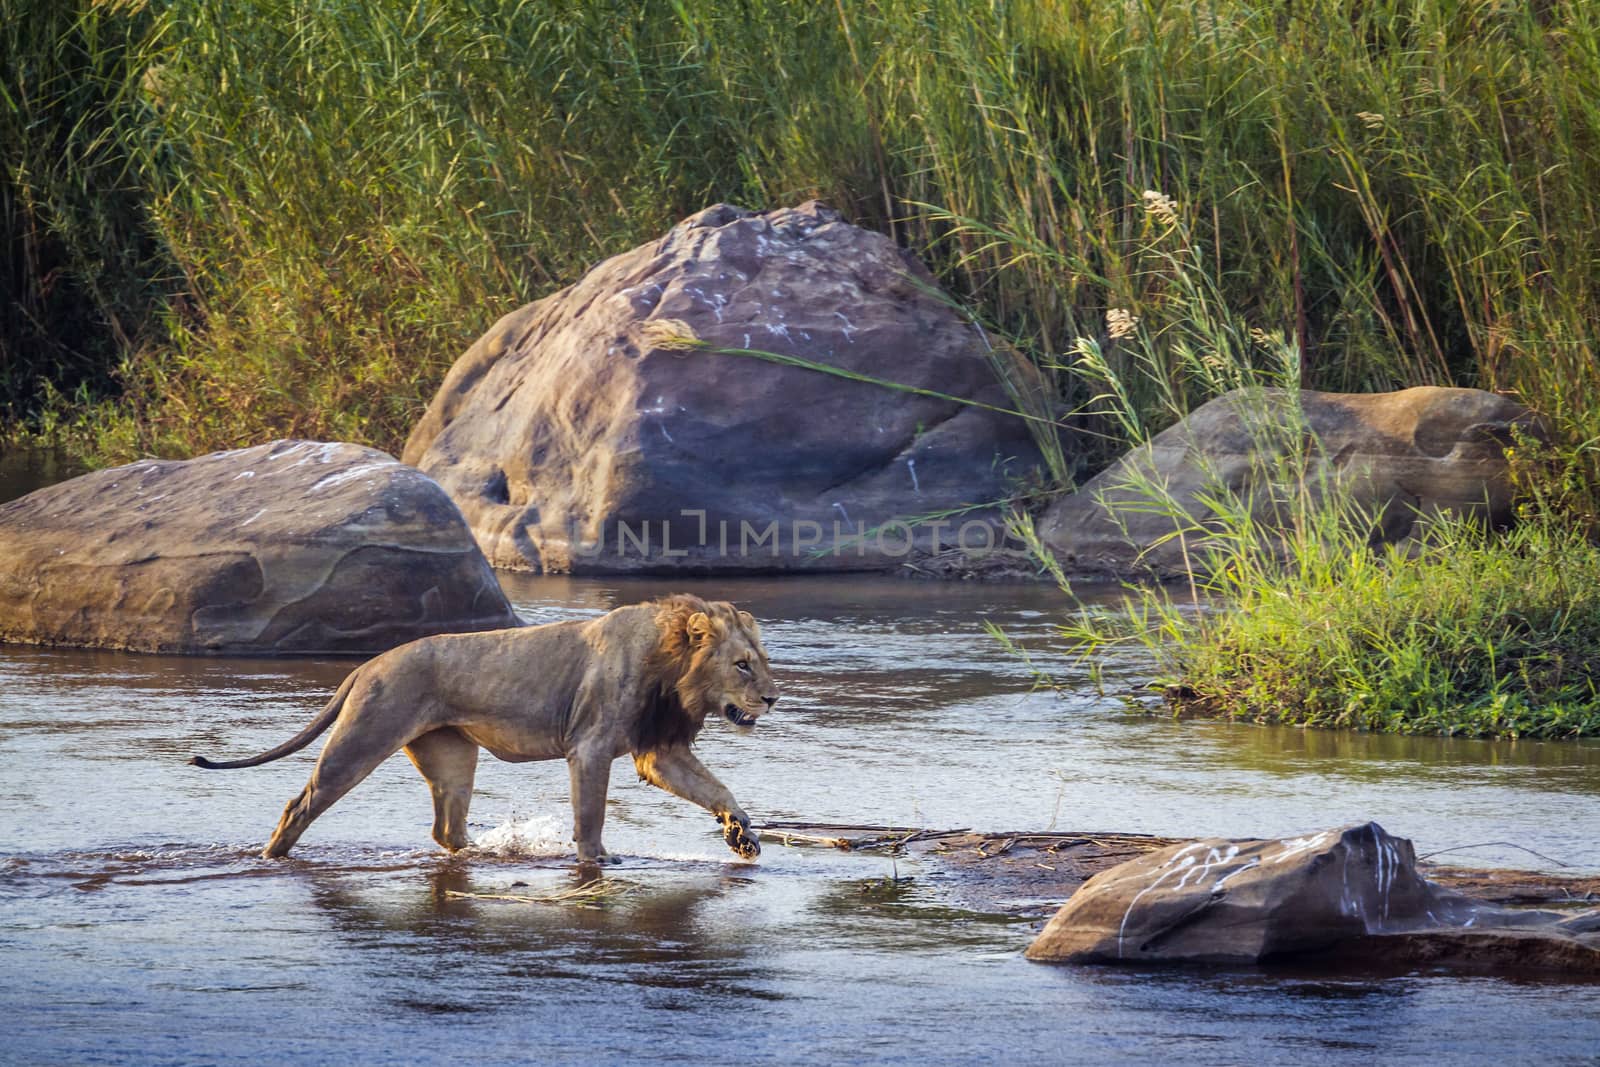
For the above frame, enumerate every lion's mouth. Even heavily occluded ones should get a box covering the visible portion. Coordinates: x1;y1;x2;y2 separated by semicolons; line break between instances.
724;704;758;727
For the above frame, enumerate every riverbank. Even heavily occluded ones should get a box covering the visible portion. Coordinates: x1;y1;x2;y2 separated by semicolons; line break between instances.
1041;503;1600;741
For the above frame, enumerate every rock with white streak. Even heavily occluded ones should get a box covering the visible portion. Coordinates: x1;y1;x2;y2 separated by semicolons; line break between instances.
403;201;1044;574
0;440;517;654
1026;822;1600;973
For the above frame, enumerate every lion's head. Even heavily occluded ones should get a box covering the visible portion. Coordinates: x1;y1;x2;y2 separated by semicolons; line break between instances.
644;595;779;744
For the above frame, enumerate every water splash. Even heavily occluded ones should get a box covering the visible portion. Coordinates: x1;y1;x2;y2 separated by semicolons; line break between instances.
472;813;568;857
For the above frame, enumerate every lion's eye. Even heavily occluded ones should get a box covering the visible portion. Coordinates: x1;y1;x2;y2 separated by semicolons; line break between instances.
736;660;751;672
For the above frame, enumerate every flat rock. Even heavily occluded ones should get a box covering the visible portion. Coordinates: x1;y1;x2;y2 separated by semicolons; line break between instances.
1041;386;1541;578
403;201;1044;574
0;440;517;654
1322;927;1600;976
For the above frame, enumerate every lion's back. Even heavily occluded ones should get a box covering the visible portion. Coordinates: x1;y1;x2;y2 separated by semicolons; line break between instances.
389;607;659;729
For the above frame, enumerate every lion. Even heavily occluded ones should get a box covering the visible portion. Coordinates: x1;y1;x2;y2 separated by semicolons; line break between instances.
189;594;778;863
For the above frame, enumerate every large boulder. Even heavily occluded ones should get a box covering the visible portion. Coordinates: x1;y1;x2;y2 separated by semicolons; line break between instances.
403;201;1044;574
1041;386;1540;578
1026;823;1600;973
0;441;517;654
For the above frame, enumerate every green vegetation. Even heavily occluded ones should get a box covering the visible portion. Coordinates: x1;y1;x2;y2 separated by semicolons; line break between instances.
8;0;1600;736
1013;229;1600;738
994;191;1600;738
1038;492;1600;740
1;0;169;422
5;0;1599;475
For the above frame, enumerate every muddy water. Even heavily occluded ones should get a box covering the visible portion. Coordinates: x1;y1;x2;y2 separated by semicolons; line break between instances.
3;574;1600;1065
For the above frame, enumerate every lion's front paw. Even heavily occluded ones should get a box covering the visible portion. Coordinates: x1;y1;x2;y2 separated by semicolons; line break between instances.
721;813;761;860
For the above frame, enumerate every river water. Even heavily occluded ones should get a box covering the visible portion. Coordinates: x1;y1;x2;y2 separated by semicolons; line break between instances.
3;573;1599;1065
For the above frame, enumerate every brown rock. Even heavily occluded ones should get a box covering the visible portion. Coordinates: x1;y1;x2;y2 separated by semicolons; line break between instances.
403;201;1044;574
1041;386;1541;578
1025;822;1600;974
0;440;517;654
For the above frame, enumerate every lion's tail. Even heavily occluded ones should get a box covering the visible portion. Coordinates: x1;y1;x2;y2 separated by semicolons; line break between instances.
189;671;359;770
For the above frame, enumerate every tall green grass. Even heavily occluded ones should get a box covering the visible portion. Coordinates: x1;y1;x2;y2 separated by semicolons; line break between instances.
13;0;1599;737
5;0;1599;479
1005;171;1600;740
0;0;169;420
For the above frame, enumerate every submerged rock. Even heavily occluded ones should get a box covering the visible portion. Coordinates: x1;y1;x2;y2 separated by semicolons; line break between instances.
1040;386;1541;578
403;201;1044;574
1025;822;1600;974
0;440;517;654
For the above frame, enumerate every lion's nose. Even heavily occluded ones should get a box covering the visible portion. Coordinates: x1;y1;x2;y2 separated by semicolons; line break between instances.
762;693;778;708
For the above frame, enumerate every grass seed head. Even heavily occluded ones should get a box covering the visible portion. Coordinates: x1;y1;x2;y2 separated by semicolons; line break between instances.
1106;308;1139;339
1141;190;1180;227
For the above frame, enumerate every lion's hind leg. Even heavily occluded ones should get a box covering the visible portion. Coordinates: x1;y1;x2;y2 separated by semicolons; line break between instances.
262;710;423;859
404;727;479;851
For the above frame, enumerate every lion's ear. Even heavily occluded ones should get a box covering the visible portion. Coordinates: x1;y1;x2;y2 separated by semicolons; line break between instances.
736;610;761;639
686;611;717;646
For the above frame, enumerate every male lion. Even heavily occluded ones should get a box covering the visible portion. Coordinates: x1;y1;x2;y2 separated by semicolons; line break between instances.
189;595;778;863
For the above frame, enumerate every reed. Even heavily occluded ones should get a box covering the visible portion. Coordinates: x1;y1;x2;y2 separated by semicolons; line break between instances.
2;0;1595;497
0;0;169;422
11;0;1599;736
1010;185;1600;739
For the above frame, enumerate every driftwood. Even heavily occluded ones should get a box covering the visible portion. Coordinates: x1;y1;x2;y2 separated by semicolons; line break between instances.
755;822;1168;856
758;822;975;852
1422;866;1600;907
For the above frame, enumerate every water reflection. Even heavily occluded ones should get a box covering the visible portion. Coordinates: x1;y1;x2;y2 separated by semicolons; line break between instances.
496;571;1079;626
1188;717;1600;788
804;874;1030;955
299;858;782;1002
4;572;1600;1064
